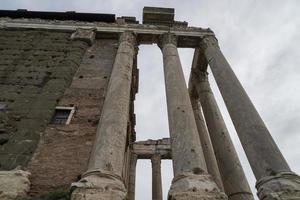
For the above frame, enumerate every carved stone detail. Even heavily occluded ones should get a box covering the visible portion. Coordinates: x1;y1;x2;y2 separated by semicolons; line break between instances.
158;33;177;49
119;31;138;56
168;172;227;200
70;28;96;46
256;172;300;200
199;35;219;50
71;170;127;200
119;31;137;46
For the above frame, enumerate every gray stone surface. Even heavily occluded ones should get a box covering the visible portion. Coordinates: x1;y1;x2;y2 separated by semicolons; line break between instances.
71;28;96;46
200;35;300;199
71;31;137;199
159;33;227;199
191;70;254;200
168;172;227;200
189;93;224;191
128;153;138;200
133;138;171;159
158;33;206;175
0;170;31;200
143;7;174;26
71;170;126;200
151;154;163;200
200;35;290;180
256;172;300;200
0;17;214;48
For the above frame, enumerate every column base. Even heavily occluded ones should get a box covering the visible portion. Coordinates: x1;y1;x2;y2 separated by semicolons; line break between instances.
256;172;300;200
71;170;127;200
168;172;227;200
0;169;31;200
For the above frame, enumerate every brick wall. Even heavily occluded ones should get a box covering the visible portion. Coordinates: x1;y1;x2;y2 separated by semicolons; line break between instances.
27;39;118;195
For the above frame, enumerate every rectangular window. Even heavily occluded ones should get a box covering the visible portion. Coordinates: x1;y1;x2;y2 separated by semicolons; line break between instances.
50;106;75;125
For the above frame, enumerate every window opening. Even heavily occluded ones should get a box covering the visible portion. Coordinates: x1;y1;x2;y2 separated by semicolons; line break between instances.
50;106;75;125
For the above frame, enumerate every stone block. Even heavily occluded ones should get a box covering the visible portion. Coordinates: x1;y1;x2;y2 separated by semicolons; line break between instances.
71;29;96;46
143;7;174;26
0;170;31;200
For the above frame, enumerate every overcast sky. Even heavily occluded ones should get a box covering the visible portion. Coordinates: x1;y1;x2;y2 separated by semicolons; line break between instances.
1;1;300;199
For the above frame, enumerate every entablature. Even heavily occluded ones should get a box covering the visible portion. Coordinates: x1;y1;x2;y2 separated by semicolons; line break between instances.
0;17;214;48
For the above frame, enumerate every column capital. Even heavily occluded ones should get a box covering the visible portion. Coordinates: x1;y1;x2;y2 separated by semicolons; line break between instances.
189;94;200;111
158;33;178;49
192;68;209;83
192;70;213;96
119;31;138;55
70;28;96;46
199;35;219;50
119;31;137;46
151;153;161;165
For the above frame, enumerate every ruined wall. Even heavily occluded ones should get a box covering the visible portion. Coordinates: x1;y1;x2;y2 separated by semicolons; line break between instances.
27;39;119;195
0;26;138;197
0;30;88;170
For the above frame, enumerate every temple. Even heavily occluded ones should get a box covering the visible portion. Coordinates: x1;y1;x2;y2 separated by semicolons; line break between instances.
0;6;299;200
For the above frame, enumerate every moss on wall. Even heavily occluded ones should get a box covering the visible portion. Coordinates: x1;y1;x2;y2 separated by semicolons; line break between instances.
0;30;88;170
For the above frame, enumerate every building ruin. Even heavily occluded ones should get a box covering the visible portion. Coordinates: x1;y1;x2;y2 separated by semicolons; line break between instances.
0;6;300;200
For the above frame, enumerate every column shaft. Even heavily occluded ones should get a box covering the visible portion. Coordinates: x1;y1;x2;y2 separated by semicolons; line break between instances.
160;34;207;175
71;31;137;200
159;33;227;200
88;32;136;173
128;153;138;200
194;71;254;200
190;95;224;191
200;36;300;199
151;154;163;200
200;36;290;179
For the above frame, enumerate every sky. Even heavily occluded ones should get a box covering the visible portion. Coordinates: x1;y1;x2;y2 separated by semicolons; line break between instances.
1;0;300;199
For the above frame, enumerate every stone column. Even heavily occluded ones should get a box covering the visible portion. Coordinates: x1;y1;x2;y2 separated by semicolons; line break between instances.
71;31;137;200
151;154;163;200
158;33;227;200
128;153;138;200
189;92;224;191
192;71;254;200
200;35;300;199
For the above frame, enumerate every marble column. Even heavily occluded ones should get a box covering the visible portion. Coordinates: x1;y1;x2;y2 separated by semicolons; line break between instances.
151;154;163;200
128;153;138;200
193;71;254;200
158;33;227;200
71;31;137;200
189;92;224;191
200;35;300;199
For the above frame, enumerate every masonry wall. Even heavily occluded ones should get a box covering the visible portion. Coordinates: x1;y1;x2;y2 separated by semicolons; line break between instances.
0;29;88;170
0;26;138;197
27;38;119;195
